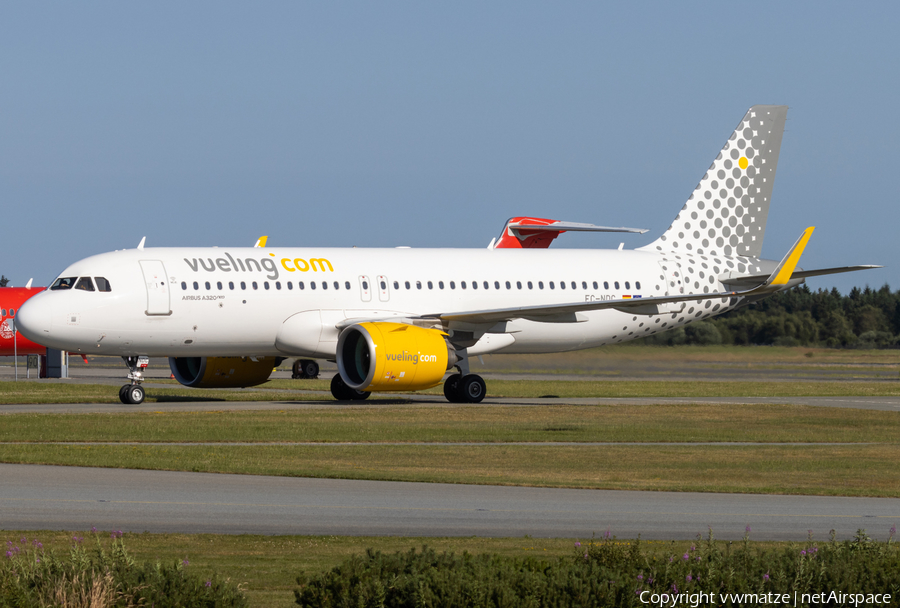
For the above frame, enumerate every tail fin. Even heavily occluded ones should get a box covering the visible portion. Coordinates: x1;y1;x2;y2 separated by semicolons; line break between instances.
642;105;788;258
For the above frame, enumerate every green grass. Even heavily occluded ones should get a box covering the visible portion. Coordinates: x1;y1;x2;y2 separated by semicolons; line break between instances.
2;443;899;496
2;378;898;405
2;403;900;495
0;403;899;443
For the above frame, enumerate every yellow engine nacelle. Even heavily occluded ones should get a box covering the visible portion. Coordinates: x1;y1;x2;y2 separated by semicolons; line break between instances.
337;322;457;392
169;356;278;388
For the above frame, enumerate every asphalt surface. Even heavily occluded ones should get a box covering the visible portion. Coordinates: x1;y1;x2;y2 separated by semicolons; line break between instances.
2;358;898;541
2;464;897;541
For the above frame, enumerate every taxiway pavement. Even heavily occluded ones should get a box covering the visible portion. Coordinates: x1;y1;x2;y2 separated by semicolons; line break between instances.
2;464;897;541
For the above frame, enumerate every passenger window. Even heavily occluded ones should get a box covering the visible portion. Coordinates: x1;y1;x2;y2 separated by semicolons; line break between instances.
439;281;444;289
483;281;489;289
404;281;410;289
310;282;316;290
462;281;467;289
571;281;576;290
427;281;433;289
450;281;456;289
380;281;386;290
539;281;544;289
550;282;555;289
205;281;211;290
614;281;620;289
181;282;187;290
345;281;351;290
322;282;327;290
604;281;609;289
253;282;259;290
229;282;235;290
416;281;422;290
193;282;199;290
636;281;641;290
9;309;13;316
593;281;598;289
334;281;339;290
527;281;533;289
516;281;522;289
241;281;246;290
299;282;305;290
264;282;270;290
470;281;475;290
582;281;587;289
560;281;565;290
50;277;77;290
217;281;223;290
494;281;500;289
275;282;281;290
362;281;368;290
625;282;630;290
95;277;112;292
0;309;5;316
393;281;399;290
505;281;511;289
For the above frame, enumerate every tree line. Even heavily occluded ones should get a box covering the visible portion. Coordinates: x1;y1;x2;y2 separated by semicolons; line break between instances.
641;284;900;348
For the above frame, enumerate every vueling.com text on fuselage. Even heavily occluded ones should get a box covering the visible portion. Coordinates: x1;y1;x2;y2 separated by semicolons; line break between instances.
183;253;334;281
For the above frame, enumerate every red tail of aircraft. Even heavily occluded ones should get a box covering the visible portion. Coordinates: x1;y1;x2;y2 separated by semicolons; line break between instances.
0;286;49;356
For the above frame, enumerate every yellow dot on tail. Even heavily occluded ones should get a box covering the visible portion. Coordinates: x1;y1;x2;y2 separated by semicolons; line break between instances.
739;157;749;170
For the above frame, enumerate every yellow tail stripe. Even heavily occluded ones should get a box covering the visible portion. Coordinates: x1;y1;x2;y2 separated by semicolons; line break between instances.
771;227;815;285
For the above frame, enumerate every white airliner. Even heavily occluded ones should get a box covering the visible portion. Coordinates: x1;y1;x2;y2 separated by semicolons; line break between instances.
17;106;878;405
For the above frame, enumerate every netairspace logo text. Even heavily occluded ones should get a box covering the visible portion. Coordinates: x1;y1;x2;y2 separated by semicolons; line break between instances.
639;590;892;607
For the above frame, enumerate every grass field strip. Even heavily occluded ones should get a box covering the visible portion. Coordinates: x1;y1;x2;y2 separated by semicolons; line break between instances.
0;441;881;446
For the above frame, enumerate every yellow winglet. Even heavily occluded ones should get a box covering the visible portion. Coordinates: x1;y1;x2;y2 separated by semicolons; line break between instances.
254;236;268;248
769;227;814;286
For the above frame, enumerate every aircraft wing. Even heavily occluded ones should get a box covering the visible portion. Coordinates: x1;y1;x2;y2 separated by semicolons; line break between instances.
423;226;872;326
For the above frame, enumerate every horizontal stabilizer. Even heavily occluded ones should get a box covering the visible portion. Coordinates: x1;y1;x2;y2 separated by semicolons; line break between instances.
507;221;648;235
722;265;883;288
492;216;647;249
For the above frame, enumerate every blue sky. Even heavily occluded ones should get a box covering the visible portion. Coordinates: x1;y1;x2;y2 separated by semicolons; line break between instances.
2;2;896;293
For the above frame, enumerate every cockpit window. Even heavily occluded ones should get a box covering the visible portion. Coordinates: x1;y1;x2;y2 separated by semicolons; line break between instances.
74;277;95;292
50;277;77;290
95;277;112;292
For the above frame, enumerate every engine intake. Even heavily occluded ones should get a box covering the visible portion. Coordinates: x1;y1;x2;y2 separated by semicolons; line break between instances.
337;322;457;392
169;356;279;388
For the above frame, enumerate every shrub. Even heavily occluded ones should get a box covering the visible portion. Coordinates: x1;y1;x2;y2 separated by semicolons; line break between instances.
1;532;247;607
295;529;900;607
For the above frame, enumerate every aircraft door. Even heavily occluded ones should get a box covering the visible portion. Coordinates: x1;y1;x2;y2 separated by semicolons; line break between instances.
658;261;684;296
377;275;390;302
359;275;372;302
139;260;172;316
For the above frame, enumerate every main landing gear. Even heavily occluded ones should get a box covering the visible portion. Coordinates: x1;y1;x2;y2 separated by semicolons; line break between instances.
292;359;320;379
330;374;370;401
442;350;486;403
119;355;149;404
443;373;486;403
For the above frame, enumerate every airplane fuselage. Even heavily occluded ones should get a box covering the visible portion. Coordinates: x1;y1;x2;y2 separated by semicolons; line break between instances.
18;246;775;358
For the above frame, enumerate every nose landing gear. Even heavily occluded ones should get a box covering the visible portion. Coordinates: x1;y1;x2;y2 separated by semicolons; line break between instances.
119;355;149;404
292;359;320;379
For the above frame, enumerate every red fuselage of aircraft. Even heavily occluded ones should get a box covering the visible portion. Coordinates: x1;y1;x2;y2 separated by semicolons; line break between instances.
0;287;47;355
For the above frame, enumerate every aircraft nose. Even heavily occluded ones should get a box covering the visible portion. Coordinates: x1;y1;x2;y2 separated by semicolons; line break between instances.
15;296;52;344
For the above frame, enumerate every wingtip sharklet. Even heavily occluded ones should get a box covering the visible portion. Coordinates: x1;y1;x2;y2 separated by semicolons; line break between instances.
769;226;815;286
